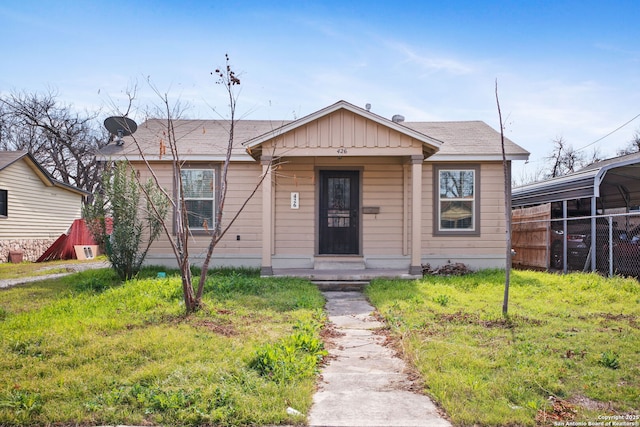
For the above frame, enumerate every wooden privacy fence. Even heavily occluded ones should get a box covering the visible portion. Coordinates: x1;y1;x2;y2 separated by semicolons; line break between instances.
512;203;551;270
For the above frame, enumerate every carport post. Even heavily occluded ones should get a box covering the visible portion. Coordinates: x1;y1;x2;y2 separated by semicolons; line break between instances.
608;215;614;277
591;196;597;272
563;200;568;274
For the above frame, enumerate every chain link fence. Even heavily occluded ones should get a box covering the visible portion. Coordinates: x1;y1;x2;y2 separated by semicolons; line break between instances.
512;210;640;278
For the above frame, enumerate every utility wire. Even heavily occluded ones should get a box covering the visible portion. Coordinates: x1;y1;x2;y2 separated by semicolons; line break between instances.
575;112;640;152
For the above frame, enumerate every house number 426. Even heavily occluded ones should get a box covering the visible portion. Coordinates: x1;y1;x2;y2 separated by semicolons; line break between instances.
337;148;348;154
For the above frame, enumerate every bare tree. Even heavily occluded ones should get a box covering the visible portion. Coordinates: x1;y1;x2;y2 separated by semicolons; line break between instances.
495;80;511;317
616;128;640;156
544;137;582;178
0;90;108;197
544;137;606;179
127;55;274;313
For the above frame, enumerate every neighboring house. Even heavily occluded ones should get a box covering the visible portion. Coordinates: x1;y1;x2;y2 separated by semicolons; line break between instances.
0;151;89;262
100;100;529;276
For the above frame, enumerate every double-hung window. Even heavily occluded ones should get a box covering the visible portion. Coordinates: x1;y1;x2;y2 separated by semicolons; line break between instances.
181;169;215;230
435;166;479;235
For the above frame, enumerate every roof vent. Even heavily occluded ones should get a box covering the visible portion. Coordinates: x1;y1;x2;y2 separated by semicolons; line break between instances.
392;114;405;123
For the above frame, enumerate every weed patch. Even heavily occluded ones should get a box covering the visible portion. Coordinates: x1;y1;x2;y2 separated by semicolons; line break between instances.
250;315;328;383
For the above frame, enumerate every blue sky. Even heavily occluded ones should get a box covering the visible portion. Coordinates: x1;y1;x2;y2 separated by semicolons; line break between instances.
1;0;639;182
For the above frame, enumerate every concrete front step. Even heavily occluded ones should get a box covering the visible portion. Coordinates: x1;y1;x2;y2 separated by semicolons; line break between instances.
270;268;422;281
311;280;370;291
314;256;365;270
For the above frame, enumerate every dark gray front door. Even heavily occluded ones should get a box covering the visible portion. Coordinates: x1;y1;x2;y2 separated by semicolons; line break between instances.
319;171;359;254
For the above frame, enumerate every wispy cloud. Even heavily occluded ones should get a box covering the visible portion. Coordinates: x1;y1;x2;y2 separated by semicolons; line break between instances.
385;40;475;76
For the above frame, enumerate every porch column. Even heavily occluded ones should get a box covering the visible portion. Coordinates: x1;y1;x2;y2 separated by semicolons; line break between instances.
409;155;424;275
261;156;273;275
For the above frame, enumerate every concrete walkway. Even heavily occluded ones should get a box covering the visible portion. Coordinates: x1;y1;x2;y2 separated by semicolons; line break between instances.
309;291;451;427
0;260;109;289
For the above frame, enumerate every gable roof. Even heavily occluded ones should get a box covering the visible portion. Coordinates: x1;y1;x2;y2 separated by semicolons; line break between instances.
99;100;529;162
0;150;89;196
243;100;444;155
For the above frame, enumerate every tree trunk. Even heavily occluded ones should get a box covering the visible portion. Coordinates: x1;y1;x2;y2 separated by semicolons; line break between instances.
495;80;511;317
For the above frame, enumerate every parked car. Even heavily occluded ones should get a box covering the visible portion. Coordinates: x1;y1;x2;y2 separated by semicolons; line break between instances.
549;219;620;271
549;227;589;270
609;225;640;277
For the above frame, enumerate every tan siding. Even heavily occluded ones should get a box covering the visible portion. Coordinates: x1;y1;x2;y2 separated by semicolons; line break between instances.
270;157;406;257
272;110;426;155
354;115;365;148
133;161;263;257
362;161;404;255
273;160;316;254
421;162;507;255
0;160;83;240
132;143;509;266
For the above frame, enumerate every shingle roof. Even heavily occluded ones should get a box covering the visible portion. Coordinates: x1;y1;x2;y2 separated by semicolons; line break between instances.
0;150;29;171
99;119;273;160
403;121;529;159
99;102;529;162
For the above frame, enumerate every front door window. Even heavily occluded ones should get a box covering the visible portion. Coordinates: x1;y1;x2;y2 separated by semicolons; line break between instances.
319;171;359;254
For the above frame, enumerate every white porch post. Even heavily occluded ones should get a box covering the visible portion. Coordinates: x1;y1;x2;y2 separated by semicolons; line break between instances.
409;155;424;275
261;156;273;275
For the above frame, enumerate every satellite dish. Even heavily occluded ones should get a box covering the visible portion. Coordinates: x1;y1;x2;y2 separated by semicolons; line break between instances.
104;116;138;146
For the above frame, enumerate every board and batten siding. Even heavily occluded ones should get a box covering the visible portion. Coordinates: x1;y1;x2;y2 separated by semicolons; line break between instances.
135;161;264;265
267;109;425;156
420;162;507;267
0;159;83;240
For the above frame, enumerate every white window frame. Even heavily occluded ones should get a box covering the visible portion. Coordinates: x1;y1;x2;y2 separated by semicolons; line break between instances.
434;165;480;236
180;168;216;231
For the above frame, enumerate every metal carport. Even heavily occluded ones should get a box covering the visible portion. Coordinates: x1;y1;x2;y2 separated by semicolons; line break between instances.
512;152;640;273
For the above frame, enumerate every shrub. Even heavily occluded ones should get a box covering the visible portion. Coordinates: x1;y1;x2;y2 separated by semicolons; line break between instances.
83;161;168;280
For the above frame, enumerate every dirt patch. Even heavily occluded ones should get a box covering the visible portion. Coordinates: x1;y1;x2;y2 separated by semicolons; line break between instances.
567;395;615;412
436;311;545;328
319;321;344;352
591;312;639;329
536;397;577;424
192;319;237;336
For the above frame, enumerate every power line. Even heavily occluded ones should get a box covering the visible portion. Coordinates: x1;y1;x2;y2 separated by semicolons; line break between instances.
575;112;640;152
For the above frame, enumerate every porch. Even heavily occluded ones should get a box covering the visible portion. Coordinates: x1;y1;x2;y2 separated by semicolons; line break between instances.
269;267;422;290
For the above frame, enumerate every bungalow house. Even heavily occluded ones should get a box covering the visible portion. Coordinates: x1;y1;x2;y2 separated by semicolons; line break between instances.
99;100;529;276
0;151;89;262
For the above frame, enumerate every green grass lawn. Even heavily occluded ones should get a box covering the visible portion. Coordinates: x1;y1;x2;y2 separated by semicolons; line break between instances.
3;265;638;427
0;267;326;426
366;269;640;426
